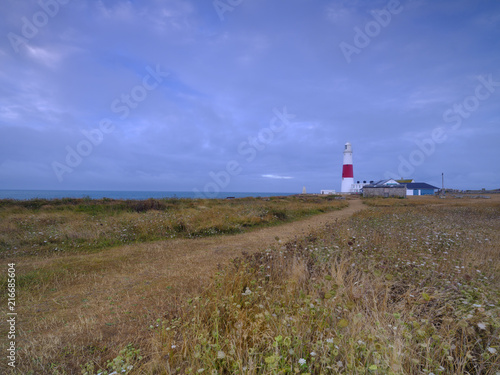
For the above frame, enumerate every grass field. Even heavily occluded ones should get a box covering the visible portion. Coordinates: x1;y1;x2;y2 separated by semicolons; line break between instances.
0;195;346;258
1;195;499;374
0;195;348;374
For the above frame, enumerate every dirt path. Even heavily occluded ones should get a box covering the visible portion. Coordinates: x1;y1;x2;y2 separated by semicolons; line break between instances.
21;198;367;368
35;198;367;301
157;198;366;287
85;198;367;293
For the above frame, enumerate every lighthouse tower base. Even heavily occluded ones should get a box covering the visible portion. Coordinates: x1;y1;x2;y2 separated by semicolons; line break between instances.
341;178;354;193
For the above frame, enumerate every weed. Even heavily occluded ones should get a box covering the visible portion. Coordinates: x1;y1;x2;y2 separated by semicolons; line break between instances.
2;197;498;374
0;196;347;258
145;202;499;374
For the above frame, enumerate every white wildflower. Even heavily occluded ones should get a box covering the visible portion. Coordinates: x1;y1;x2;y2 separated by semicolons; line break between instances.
298;358;306;365
217;351;226;359
477;322;487;330
310;351;317;356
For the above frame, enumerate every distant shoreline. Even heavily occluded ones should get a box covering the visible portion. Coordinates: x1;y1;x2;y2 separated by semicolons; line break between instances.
0;190;297;201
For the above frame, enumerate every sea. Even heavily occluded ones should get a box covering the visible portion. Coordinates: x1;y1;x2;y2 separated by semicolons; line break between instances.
0;190;296;201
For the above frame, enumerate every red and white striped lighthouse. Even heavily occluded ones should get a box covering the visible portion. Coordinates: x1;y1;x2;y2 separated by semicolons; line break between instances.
341;142;354;193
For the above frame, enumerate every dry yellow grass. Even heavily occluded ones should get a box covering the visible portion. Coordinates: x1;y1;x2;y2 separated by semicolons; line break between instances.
1;195;498;374
0;196;347;257
0;197;356;374
145;196;499;374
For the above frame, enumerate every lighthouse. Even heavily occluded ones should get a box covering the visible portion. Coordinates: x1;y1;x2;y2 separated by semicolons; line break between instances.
341;142;354;193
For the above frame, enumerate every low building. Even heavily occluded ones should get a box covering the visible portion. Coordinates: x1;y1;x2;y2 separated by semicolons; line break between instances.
351;180;374;193
320;190;336;195
405;182;439;196
396;179;439;196
362;179;407;198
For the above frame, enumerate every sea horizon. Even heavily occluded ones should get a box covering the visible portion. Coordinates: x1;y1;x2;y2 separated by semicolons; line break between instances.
0;189;298;201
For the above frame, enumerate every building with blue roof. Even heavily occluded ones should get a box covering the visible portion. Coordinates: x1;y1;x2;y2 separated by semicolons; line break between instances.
404;182;439;196
361;179;439;197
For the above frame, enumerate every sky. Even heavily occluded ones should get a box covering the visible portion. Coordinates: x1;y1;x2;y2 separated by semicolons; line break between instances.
1;0;499;195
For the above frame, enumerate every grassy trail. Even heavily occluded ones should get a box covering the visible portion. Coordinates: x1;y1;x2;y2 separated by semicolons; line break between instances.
149;197;499;375
6;197;500;374
8;198;365;374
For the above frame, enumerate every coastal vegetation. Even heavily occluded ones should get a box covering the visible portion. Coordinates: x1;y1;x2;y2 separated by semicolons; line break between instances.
143;198;500;374
0;196;498;374
0;195;347;258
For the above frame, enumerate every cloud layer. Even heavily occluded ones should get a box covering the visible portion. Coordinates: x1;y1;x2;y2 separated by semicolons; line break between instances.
1;0;499;193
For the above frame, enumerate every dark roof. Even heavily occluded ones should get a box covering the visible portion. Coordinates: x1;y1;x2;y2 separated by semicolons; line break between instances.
405;182;439;190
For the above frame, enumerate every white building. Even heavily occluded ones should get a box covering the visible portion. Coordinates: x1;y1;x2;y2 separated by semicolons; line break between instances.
320;190;336;195
351;180;374;193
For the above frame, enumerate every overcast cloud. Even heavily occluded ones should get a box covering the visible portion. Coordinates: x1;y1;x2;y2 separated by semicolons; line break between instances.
1;0;499;194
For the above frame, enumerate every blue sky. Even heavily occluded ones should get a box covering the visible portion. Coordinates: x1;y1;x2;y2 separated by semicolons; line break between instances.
1;0;499;194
